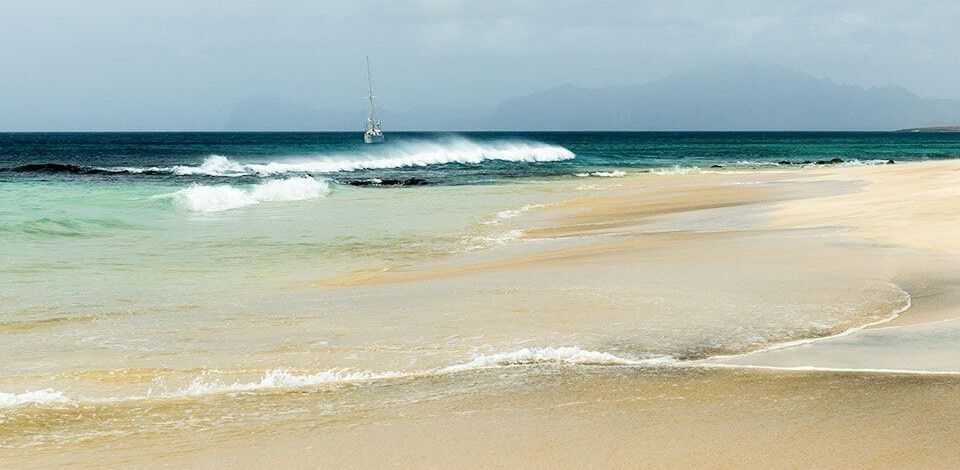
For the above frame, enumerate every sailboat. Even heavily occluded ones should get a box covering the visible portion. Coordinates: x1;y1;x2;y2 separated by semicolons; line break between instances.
363;56;385;144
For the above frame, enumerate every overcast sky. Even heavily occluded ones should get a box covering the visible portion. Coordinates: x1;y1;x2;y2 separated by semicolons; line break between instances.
2;0;959;130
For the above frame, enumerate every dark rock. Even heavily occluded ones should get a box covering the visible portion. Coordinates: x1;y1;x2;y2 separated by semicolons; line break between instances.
8;163;107;175
886;159;895;164
398;177;429;186
346;177;430;187
778;161;792;165
710;164;723;168
815;157;845;165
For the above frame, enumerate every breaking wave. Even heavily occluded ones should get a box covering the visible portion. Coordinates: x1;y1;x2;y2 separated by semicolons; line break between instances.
120;139;575;177
1;139;574;179
170;155;249;176
157;176;330;212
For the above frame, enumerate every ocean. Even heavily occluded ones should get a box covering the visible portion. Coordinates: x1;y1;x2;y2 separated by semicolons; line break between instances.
4;132;960;187
1;131;958;451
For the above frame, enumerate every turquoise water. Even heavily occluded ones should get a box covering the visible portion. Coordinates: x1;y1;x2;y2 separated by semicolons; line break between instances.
2;131;959;324
1;180;553;325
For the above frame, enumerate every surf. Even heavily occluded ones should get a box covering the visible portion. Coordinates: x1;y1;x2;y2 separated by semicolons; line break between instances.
141;138;575;177
157;176;330;212
0;347;656;409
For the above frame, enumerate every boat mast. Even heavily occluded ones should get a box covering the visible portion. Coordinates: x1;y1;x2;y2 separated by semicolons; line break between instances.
366;56;376;127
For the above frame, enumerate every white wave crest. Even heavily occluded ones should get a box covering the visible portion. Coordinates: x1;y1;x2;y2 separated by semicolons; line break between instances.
174;369;409;397
163;176;330;212
484;204;545;225
592;170;626;177
734;160;782;167
151;138;575;177
650;165;707;176
0;389;70;408
575;170;626;178
172;155;248;176
441;346;646;373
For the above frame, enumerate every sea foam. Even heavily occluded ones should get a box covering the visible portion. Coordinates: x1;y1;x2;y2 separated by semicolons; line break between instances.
161;347;652;397
838;159;893;167
484;204;546;225
650;165;708;175
165;176;330;212
0;389;69;408
174;369;410;397
574;170;626;178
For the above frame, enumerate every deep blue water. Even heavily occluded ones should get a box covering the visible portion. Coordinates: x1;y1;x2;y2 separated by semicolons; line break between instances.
2;132;959;186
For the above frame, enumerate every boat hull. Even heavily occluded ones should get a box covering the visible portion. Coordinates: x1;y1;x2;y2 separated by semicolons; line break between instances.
364;131;385;144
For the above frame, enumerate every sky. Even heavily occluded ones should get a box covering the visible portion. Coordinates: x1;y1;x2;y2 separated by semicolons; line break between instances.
2;0;959;130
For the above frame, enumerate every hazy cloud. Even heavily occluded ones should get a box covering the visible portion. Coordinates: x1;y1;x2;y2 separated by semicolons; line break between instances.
2;0;958;129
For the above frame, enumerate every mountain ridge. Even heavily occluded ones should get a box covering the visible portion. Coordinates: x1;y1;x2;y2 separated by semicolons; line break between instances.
225;65;960;131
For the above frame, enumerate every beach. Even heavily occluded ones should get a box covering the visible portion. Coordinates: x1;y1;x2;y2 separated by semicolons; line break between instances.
2;153;959;468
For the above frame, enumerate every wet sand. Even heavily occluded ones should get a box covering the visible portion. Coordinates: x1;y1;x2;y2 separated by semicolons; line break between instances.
711;160;960;373
5;368;960;469
4;161;960;468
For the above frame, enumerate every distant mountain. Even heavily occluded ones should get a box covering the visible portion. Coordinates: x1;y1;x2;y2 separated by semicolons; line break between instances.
489;64;960;131
896;126;960;132
224;95;492;132
225;65;960;131
390;104;495;131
